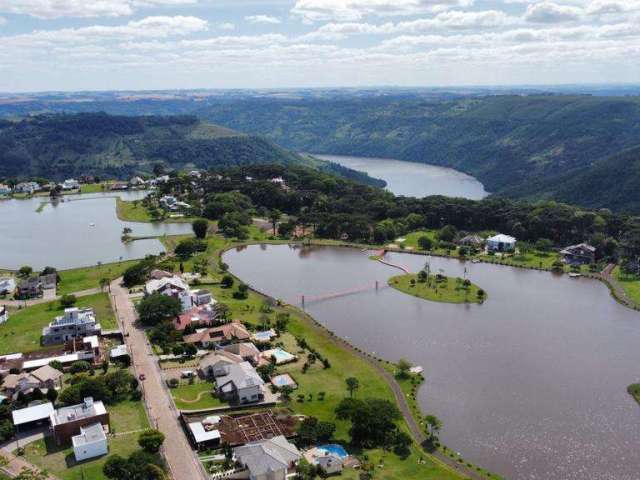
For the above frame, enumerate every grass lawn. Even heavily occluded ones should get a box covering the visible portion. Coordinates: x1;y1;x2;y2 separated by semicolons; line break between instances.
58;261;138;295
116;198;155;222
171;381;226;410
0;293;116;355
80;183;107;194
628;384;640;406
389;274;484;304
22;401;149;480
613;267;640;304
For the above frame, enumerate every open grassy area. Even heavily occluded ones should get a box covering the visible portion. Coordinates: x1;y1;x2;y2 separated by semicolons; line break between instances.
22;400;149;480
0;293;116;354
80;183;107;194
171;381;226;410
613;267;640;305
389;274;484;304
58;260;138;295
116;198;198;223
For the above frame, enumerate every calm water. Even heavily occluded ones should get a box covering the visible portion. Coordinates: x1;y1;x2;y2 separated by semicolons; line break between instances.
0;191;192;270
224;244;640;480
315;154;488;199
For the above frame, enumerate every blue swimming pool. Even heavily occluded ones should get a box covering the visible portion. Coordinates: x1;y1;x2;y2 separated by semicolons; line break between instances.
318;444;348;459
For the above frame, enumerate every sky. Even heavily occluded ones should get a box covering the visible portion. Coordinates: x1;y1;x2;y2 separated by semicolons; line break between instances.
0;0;638;92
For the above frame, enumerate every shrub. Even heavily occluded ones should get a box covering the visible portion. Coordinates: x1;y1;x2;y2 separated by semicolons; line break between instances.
138;429;166;453
59;294;77;308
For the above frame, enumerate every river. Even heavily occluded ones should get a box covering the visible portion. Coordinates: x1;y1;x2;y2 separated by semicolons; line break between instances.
224;244;640;480
315;154;488;199
0;191;192;270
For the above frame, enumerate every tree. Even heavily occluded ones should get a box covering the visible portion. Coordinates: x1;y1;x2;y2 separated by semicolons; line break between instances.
417;236;433;250
437;225;458;243
103;455;129;479
59;294;77;308
0;419;15;442
269;209;282;236
100;277;111;292
393;431;412;457
70;360;90;374
297;417;336;446
221;275;234;288
425;414;443;439
138;429;166;453
46;387;58;403
346;377;359;397
49;360;63;371
184;343;197;357
192;219;208;239
396;358;412;379
295;459;317;480
136;293;182;326
335;397;401;448
18;266;33;278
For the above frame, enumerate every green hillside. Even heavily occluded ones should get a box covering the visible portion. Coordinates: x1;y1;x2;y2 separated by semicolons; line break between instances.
0;113;384;186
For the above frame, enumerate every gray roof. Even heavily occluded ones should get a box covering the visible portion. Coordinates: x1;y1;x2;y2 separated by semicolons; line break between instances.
52;398;106;426
234;436;300;477
216;361;264;392
72;422;106;446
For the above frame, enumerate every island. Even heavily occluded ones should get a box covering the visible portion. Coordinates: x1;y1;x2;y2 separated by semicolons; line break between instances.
389;271;485;304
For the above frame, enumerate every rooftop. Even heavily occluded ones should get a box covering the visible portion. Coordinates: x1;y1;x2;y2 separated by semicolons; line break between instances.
51;398;106;426
12;402;54;426
72;422;107;447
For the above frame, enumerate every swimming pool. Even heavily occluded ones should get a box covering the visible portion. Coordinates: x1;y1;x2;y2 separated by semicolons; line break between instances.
318;444;348;459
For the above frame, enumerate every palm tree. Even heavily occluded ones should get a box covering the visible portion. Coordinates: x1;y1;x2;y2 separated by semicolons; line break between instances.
346;377;359;397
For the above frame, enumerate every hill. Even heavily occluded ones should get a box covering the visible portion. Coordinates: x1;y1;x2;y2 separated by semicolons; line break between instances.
0;113;384;186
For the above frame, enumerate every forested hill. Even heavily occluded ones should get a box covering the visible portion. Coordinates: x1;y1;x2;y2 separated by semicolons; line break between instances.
193;95;640;211
0;113;384;186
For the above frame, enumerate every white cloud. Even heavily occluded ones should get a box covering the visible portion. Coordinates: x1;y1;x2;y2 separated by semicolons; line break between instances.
0;15;5;25
291;0;473;23
586;0;640;15
245;14;281;24
525;2;583;23
0;0;197;19
218;22;236;31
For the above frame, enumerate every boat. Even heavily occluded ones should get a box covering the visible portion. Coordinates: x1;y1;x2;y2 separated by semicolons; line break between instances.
89;222;95;227
568;272;581;278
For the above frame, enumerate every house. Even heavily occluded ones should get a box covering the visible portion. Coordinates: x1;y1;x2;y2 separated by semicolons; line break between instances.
224;343;261;366
17;276;42;299
174;304;218;331
159;195;177;209
40;273;57;291
0;184;11;196
110;344;129;360
0;306;7;325
459;235;484;247
192;289;214;306
198;351;243;378
42;308;101;345
145;275;193;312
72;422;109;461
110;182;129;191
233;435;301;480
129;176;146;186
2;372;41;397
560;243;596;265
61;179;80;190
215;361;264;404
15;182;40;195
149;269;174;280
30;364;64;390
486;234;516;252
186;415;221;450
50;397;110;445
12;402;55;431
21;348;97;371
0;277;16;295
183;321;251;348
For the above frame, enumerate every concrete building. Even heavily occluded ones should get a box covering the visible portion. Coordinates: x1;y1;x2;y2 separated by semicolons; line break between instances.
216;361;264;405
145;275;193;312
487;234;517;252
42;308;101;345
50;397;110;445
12;402;55;430
61;179;80;190
72;422;109;461
233;435;301;480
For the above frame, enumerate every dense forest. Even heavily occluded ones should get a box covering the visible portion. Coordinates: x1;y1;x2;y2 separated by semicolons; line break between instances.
0;113;384;186
156;164;640;265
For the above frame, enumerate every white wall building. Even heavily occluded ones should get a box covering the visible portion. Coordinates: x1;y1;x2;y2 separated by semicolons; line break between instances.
0;306;7;325
72;422;108;461
487;234;516;252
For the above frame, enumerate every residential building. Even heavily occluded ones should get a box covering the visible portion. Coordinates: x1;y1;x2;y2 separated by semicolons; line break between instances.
40;273;57;291
560;243;596;265
2;364;63;398
42;308;101;345
110;182;129;191
198;351;243;378
192;289;213;306
224;343;261;366
50;397;110;445
0;306;7;325
459;234;485;247
216;361;264;404
110;344;129;360
183;321;250;347
72;423;109;461
0;277;16;296
15;182;40;195
233;435;301;480
145;275;193;312
174;303;218;331
186;415;221;451
0;184;11;196
12;402;55;430
487;234;517;252
17;276;42;299
21;348;97;371
61;179;80;190
159;195;177;209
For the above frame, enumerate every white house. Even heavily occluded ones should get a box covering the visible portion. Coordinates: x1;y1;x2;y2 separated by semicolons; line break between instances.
0;306;7;325
42;307;101;345
72;422;108;461
15;182;40;195
145;275;193;312
0;277;16;295
233;436;301;480
12;402;55;430
61;179;80;190
0;184;11;196
216;361;264;404
486;234;516;252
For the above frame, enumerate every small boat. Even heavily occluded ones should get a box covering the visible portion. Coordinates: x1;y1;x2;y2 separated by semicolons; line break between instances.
89;222;95;227
568;272;581;278
471;258;481;263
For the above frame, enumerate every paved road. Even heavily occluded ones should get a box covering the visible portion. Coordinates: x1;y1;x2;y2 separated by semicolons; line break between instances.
3;287;101;308
110;278;207;480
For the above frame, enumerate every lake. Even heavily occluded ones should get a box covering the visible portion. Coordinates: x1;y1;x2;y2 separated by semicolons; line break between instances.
0;191;192;270
224;244;640;480
315;154;488;199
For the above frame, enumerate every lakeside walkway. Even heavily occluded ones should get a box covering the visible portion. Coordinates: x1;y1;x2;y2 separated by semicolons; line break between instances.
599;263;639;310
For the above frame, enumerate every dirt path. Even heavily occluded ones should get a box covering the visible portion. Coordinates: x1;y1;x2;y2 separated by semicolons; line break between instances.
598;264;639;310
174;390;210;404
110;278;207;480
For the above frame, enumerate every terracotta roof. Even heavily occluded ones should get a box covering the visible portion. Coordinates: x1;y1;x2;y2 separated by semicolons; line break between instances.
183;321;250;344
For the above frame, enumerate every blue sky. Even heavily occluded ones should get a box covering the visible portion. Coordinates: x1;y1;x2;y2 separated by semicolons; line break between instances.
0;0;638;92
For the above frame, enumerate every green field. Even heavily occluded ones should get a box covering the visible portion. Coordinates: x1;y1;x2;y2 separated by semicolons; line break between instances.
58;261;138;295
389;274;484;304
23;400;149;480
0;293;116;354
171;381;226;410
613;267;640;305
116;198;155;222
